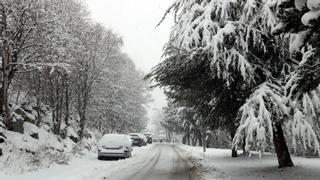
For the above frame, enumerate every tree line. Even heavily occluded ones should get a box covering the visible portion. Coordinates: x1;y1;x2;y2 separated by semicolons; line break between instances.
0;0;150;138
147;0;320;168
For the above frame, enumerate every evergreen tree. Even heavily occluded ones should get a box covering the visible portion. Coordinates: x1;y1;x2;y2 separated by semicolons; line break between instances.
150;0;320;167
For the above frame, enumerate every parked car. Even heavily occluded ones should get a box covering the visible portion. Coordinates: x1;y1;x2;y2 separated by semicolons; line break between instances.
144;133;153;144
129;133;147;146
97;134;132;160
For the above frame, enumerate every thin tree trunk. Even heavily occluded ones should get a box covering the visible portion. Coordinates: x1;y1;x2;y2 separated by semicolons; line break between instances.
36;71;42;126
56;87;63;134
242;135;247;156
187;129;190;145
273;122;294;168
54;78;60;134
192;137;197;146
202;132;206;152
230;129;238;157
79;113;86;139
0;88;4;116
198;132;203;146
2;46;11;130
64;75;69;126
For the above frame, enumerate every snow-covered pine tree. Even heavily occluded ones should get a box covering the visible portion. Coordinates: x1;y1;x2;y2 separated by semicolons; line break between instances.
153;0;256;157
154;0;302;167
233;0;320;168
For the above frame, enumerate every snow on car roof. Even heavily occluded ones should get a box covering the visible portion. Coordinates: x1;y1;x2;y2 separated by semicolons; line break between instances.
99;134;131;147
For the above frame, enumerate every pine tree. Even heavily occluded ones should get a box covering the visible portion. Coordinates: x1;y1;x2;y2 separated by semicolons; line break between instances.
150;0;320;168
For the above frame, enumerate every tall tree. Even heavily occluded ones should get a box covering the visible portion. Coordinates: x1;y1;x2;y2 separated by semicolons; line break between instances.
0;0;48;129
150;0;320;167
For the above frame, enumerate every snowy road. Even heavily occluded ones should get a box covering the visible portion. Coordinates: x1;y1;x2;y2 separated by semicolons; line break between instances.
106;143;192;180
0;144;193;180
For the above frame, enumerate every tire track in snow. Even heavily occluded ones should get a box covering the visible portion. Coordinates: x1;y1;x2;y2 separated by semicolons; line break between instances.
100;144;160;180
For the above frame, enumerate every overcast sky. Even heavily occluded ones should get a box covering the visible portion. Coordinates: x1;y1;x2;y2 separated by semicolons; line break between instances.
85;0;173;128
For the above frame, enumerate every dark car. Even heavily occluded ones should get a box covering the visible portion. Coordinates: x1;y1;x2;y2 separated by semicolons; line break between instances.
129;133;146;147
144;133;152;144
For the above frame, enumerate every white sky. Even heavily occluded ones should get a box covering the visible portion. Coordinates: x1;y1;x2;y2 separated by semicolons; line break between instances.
85;0;173;128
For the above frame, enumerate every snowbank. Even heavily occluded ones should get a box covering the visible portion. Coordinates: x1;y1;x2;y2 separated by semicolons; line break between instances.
178;145;320;180
0;93;99;174
0;144;154;180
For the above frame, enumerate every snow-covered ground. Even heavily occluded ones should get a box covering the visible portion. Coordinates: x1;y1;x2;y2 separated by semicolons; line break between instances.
179;145;320;180
4;143;320;180
0;145;154;180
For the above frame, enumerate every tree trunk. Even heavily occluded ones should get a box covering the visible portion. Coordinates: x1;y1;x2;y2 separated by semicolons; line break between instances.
232;146;238;157
242;135;247;156
36;71;42;127
2;46;11;130
202;132;206;152
0;88;4;115
54;78;60;134
56;89;63;134
198;132;203;146
182;135;187;144
230;129;238;157
273;122;294;168
186;129;190;145
64;75;69;126
79;113;86;139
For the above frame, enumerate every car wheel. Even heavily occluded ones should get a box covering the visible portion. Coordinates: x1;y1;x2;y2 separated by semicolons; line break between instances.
98;156;103;160
124;151;129;158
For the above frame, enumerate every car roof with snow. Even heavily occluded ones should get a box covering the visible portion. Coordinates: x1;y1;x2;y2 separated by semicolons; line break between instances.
99;134;132;147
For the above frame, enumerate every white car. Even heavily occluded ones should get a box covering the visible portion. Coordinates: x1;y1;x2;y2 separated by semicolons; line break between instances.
98;134;132;160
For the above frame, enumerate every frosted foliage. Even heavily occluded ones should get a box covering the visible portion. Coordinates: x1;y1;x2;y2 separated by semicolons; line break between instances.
234;83;320;155
233;83;287;153
169;0;259;82
289;30;311;54
245;0;277;30
285;48;316;98
242;0;257;19
293;88;320;154
171;0;237;51
307;0;320;10
301;9;320;26
287;106;320;153
271;0;320;45
289;0;320;26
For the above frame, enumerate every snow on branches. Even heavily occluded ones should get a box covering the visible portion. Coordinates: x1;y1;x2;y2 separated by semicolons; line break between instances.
272;0;320;54
166;0;256;84
288;87;320;153
233;82;320;155
162;0;284;86
233;83;287;154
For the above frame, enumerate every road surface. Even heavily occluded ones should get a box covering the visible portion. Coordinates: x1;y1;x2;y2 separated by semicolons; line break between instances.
106;143;193;180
